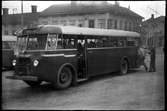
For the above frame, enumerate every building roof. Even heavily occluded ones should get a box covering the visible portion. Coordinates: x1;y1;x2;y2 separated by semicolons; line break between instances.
2;12;41;26
17;25;140;37
41;3;143;19
142;16;165;25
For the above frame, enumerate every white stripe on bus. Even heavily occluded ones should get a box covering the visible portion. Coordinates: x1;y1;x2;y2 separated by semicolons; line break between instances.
42;54;76;57
42;54;64;57
64;55;76;57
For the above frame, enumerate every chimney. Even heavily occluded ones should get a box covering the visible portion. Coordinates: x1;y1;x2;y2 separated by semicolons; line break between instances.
151;14;154;19
102;1;108;5
115;1;120;6
31;5;37;13
71;1;77;6
128;5;130;10
2;8;9;15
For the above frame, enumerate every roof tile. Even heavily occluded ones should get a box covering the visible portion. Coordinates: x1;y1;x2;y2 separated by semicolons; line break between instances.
41;4;143;19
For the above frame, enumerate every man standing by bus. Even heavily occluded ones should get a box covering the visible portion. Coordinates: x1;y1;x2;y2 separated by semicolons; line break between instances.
149;46;156;72
137;45;149;71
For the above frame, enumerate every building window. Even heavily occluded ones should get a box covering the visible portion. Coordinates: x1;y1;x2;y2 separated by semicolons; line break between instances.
69;20;76;26
133;22;137;32
114;20;117;29
78;19;85;27
52;20;58;25
88;19;95;28
129;22;132;31
98;19;106;29
107;19;113;29
125;21;128;31
60;20;67;26
12;30;16;35
5;30;8;35
119;20;123;30
42;21;48;25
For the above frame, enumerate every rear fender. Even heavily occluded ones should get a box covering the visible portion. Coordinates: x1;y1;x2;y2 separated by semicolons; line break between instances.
120;56;129;68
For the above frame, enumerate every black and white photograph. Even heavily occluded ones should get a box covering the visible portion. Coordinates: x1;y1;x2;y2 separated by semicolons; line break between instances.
2;0;165;110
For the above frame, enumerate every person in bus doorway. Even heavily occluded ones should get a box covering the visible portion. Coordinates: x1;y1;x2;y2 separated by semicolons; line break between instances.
149;46;156;72
77;41;84;77
77;42;83;55
138;45;149;72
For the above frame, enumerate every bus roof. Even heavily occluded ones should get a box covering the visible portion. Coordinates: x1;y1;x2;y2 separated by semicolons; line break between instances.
2;35;17;41
18;25;140;38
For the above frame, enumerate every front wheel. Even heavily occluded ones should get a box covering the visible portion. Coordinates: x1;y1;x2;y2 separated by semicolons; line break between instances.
23;80;42;87
53;67;72;89
120;59;128;75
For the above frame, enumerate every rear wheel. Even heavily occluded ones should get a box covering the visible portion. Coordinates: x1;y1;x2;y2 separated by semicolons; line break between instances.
23;80;42;87
53;67;72;89
120;59;128;75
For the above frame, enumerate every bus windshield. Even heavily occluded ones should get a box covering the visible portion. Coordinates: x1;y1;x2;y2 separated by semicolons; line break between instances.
16;34;48;53
16;36;27;53
27;35;47;50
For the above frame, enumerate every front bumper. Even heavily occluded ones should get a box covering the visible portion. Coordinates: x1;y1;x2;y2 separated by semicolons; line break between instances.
6;75;38;81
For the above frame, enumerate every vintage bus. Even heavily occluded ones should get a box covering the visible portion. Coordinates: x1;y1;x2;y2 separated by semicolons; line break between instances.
2;35;17;69
6;25;141;89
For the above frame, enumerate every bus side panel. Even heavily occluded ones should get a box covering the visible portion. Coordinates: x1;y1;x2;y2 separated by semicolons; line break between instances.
87;47;138;76
87;48;121;76
2;49;14;68
126;47;138;68
111;47;138;69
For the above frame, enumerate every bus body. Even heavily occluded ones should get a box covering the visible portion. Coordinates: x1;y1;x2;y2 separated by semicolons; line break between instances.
2;35;17;69
6;25;141;89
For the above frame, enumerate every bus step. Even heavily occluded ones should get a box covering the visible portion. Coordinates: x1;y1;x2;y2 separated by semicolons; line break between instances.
77;78;88;82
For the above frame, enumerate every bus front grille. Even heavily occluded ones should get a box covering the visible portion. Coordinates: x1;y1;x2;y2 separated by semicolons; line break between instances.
15;66;31;75
17;57;31;66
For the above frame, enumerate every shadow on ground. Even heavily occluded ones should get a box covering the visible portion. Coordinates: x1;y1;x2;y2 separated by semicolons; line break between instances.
15;68;142;94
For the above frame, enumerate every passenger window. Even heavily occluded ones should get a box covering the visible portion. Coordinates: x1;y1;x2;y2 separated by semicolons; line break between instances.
57;40;63;49
47;36;57;50
95;39;103;48
127;41;135;46
87;39;96;48
111;40;118;47
28;38;38;49
56;35;76;49
47;34;58;50
118;40;125;47
66;39;75;49
103;37;112;47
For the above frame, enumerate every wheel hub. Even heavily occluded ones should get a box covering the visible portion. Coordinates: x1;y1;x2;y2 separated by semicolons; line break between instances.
60;72;69;83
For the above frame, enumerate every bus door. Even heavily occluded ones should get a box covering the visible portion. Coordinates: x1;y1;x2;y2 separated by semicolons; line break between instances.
77;38;88;79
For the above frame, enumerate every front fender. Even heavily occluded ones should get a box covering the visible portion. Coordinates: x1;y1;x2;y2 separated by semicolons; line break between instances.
57;63;77;86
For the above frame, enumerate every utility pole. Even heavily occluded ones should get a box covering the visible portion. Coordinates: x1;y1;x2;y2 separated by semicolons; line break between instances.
21;0;24;28
147;6;161;47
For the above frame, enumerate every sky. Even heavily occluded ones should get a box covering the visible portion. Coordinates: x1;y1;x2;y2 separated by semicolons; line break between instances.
2;1;166;20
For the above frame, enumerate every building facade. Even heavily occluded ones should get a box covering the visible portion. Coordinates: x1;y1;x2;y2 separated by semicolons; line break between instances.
39;1;143;32
2;1;143;37
2;6;40;36
141;14;165;47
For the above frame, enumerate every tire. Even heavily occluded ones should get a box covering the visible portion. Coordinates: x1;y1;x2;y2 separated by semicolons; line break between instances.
54;67;72;89
23;80;42;87
120;59;128;75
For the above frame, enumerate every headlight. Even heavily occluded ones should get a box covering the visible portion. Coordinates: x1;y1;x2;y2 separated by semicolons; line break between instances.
33;60;39;67
12;60;16;66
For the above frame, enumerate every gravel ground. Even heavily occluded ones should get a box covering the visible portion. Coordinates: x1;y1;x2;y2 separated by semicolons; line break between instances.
2;54;164;110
